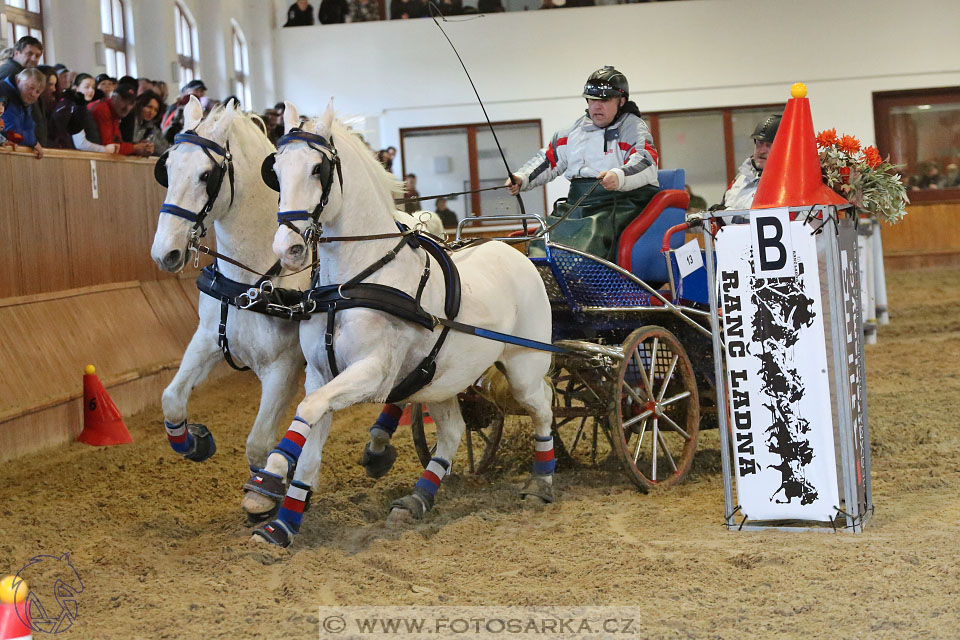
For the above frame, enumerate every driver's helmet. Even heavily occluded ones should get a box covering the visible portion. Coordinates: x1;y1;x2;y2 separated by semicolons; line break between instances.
751;115;782;143
582;66;629;101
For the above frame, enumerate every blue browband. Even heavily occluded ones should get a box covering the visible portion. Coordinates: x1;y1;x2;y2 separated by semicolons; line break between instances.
173;132;230;158
276;130;334;150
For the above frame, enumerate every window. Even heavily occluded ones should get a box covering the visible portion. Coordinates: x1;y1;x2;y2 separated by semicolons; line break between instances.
174;2;198;87
4;0;43;58
874;87;960;203
231;22;250;109
400;121;547;223
646;104;784;206
100;0;129;78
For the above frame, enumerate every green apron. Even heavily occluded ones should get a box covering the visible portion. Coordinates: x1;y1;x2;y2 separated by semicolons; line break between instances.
533;179;659;262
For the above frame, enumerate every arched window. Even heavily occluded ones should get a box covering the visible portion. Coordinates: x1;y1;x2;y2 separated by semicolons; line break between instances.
231;21;251;109
174;1;198;86
4;0;44;57
100;0;129;78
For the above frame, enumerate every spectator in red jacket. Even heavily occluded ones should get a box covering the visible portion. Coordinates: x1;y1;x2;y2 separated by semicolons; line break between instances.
87;81;153;156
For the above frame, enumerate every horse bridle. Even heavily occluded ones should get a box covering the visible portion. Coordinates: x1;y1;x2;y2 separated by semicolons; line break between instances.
261;128;342;244
155;131;236;239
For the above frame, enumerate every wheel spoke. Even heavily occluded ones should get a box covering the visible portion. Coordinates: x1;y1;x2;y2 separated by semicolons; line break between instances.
623;409;654;429
648;337;659;392
624;382;647;406
659;412;690;440
660;390;692;407
651;418;659;482
633;345;654;399
475;429;491;445
570;417;587;453
658;354;679;402
465;428;475;473
656;427;678;473
632;418;648;464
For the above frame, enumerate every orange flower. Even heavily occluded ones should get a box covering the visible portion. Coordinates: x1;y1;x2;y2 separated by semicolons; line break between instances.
838;134;861;155
816;128;839;148
863;145;882;169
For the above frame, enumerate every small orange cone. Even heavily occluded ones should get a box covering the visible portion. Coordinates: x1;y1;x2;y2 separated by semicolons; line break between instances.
398;404;433;426
77;365;133;446
752;83;849;210
0;575;31;640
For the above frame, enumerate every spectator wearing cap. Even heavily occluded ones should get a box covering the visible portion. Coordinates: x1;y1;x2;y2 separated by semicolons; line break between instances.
93;74;117;101
161;79;207;142
53;64;73;93
284;0;316;26
87;81;153;156
0;36;43;81
0;67;46;157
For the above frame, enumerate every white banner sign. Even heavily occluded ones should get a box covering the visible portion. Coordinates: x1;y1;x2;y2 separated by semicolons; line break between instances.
716;220;839;521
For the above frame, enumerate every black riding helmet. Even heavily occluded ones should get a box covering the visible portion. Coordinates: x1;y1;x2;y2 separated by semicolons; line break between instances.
751;115;782;143
582;66;629;101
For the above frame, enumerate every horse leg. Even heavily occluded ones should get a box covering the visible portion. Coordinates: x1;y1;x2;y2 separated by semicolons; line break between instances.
161;330;221;462
500;348;556;505
386;396;465;525
359;403;403;478
250;412;332;548
239;361;301;522
244;358;384;542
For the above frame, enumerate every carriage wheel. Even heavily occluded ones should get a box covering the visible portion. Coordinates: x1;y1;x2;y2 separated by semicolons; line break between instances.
611;326;700;491
551;369;616;469
410;393;504;475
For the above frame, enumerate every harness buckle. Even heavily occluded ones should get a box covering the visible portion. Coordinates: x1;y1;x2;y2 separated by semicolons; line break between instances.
237;293;252;309
259;280;275;295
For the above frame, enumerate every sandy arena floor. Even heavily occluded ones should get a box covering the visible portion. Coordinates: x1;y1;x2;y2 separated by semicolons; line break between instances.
1;267;959;639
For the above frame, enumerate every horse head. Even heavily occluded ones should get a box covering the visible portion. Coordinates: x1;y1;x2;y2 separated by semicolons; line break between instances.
267;100;344;272
150;96;241;272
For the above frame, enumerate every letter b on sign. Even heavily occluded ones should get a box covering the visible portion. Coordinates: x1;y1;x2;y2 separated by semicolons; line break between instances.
749;208;795;278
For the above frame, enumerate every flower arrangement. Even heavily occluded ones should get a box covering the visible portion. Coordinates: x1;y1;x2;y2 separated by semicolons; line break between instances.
816;129;909;224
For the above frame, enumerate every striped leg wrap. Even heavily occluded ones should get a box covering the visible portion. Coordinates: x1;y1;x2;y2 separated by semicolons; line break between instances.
371;403;404;438
276;480;311;532
533;434;556;475
414;457;450;502
165;420;193;455
275;416;311;462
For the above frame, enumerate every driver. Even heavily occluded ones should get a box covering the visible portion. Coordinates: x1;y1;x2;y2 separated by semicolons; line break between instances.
505;66;660;260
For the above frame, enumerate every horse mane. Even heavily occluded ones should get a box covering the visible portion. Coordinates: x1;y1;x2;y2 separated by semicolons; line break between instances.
196;104;275;159
323;116;405;204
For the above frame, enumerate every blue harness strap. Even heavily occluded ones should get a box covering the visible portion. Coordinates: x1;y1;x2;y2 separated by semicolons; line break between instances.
160;203;201;223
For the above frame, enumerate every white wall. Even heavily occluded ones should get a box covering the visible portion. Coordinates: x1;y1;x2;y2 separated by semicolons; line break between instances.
6;0;277;110
270;0;960;205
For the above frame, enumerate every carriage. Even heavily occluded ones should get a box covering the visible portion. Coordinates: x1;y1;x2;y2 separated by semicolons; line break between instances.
409;168;721;491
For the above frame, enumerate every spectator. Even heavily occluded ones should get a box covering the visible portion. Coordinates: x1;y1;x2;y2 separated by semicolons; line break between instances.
918;163;942;189
49;73;119;153
0;36;43;81
402;173;420;214
284;0;316;26
943;163;960;188
87;80;153;156
351;0;380;21
318;0;350;23
53;64;73;93
0;97;15;148
129;90;168;156
94;74;117;100
719;114;780;210
433;0;463;14
477;0;505;11
391;0;425;19
161;79;207;142
136;77;153;95
434;197;458;228
33;64;60;146
376;146;396;171
0;67;46;157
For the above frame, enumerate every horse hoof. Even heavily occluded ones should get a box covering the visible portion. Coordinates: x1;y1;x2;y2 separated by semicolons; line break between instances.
183;424;216;462
361;442;398;479
241;491;278;518
519;474;555;504
250;520;293;548
386;507;415;527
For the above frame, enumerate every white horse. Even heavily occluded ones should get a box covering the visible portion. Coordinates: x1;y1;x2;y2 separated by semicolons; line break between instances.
149;97;309;495
242;101;556;547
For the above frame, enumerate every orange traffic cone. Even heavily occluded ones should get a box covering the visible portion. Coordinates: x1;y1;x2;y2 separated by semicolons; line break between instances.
77;365;133;446
398;405;433;426
752;83;849;210
0;575;31;640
